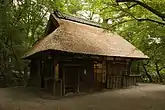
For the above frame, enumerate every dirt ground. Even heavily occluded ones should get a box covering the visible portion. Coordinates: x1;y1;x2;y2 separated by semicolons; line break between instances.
0;83;165;110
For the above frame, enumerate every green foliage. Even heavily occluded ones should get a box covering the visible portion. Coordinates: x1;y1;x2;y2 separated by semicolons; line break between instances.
1;0;165;85
53;0;165;83
104;0;165;82
0;0;51;86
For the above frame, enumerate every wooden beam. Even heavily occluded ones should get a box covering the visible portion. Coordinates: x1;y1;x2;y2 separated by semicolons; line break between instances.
63;63;84;67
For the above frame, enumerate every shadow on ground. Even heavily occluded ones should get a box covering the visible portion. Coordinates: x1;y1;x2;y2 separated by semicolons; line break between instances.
0;83;165;110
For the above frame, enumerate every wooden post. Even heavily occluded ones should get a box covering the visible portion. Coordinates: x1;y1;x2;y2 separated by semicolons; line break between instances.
106;61;109;89
102;57;107;88
52;60;56;96
62;66;65;96
90;60;94;92
77;68;80;93
38;60;42;88
127;60;132;75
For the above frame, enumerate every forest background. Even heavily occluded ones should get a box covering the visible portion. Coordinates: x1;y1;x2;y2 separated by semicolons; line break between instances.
1;0;165;86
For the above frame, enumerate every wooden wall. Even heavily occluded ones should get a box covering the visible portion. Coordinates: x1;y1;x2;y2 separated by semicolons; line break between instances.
28;51;141;96
106;59;140;89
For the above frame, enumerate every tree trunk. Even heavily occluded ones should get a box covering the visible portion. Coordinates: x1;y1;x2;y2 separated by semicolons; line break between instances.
142;65;152;82
155;62;163;83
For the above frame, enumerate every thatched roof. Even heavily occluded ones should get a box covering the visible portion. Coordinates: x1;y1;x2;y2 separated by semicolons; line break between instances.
23;11;148;59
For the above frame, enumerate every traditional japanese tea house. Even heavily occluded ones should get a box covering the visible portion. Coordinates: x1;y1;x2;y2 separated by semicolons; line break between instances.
23;11;148;96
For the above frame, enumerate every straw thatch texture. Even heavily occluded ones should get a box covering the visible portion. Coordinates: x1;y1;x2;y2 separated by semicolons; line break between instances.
23;16;148;59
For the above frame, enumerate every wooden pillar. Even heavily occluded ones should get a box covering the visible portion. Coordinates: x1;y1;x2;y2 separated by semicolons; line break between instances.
90;60;94;91
126;60;132;87
93;61;95;89
62;66;65;96
127;60;132;75
77;68;80;93
85;60;94;91
102;58;107;88
106;61;109;89
52;60;56;96
38;60;42;88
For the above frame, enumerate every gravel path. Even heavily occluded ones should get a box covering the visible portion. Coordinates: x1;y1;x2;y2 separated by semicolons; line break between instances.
0;83;165;110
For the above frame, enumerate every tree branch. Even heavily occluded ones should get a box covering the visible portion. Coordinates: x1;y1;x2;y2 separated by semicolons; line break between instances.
159;66;165;71
135;18;165;25
142;60;150;66
128;3;138;9
124;2;138;9
118;7;165;25
30;8;49;46
116;0;165;21
111;19;134;27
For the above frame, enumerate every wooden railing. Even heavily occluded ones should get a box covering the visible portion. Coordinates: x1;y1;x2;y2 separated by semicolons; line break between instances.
107;74;141;89
123;75;141;88
107;76;122;89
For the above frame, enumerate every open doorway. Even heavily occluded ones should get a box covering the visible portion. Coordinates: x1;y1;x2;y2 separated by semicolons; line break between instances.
62;64;89;95
64;66;78;94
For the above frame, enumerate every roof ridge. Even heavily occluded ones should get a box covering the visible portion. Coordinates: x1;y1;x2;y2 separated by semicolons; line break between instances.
53;10;101;28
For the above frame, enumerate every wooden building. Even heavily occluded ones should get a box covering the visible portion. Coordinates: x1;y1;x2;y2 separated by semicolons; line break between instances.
23;11;148;96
